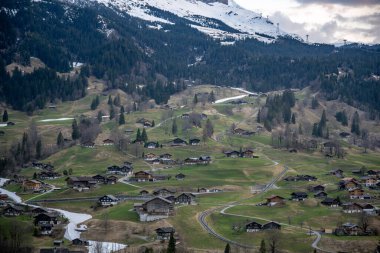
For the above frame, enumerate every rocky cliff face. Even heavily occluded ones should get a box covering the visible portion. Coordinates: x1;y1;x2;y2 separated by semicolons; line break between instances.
199;0;228;5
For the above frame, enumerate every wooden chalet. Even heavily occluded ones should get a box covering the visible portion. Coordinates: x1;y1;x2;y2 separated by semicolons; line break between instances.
349;188;368;199
290;192;308;201
321;197;340;207
199;156;211;164
335;223;363;236
153;188;175;197
175;173;186;180
241;149;254;158
342;203;363;214
160;153;173;159
189;138;201;146
139;190;149;196
144;153;158;161
3;204;23;216
81;141;95;148
329;169;343;178
245;221;262;232
156;227;175;240
175;193;196;205
98;195;119;206
170;138;188;146
339;178;360;191
184;157;199;165
102;139;114;146
314;191;328;198
145;141;158;149
38;171;61;180
106;175;118;184
134;171;154;182
266;196;285;206
140;197;174;216
34;212;60;226
223;150;240;158
92;174;106;184
23;179;43;191
107;164;133;175
308;185;325;192
66;176;97;189
72;238;89;246
262;222;281;230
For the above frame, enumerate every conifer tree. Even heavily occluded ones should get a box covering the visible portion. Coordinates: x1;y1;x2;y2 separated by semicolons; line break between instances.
208;91;215;103
167;232;176;253
107;95;112;105
57;131;64;148
224;243;230;253
193;94;198;104
259;239;266;253
36;139;42;159
119;112;125;125
351;111;361;135
141;128;148;142
97;111;103;123
136;129;141;142
311;97;319;109
257;109;261;123
291;113;296;124
152;120;155;127
172;118;178;135
71;119;80;140
110;104;115;120
2;110;8;122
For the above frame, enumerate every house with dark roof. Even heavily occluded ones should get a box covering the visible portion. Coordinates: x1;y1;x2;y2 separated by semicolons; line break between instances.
223;150;240;158
175;173;186;180
266;196;285;206
3;204;23;216
290;192;308;201
308;185;325;193
170;138;188;146
245;221;262;232
175;193;196;205
321;197;340;207
135;197;174;221
102;139;114;146
314;191;328;198
145;141;159;149
189;138;201;146
92;174;106;184
98;195;119;206
72;238;89;246
262;222;281;230
139;190;149;196
156;227;175;240
107;165;133;175
153;188;175;197
342;203;363;214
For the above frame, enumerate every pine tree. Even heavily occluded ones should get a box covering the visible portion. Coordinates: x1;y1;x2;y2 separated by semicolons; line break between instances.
110;104;115;120
291;113;296;124
167;232;176;253
120;106;125;114
36;139;42;159
283;106;292;123
312;123;318;137
136;128;141;142
259;239;266;253
71;119;80;140
208;91;215;103
90;96;99;110
311;97;319;109
2;110;8;122
257;109;261;123
119;112;125;125
133;102;137;111
351;111;360;135
57;131;64;148
152;120;155;127
108;95;112;105
141;128;148;142
114;94;121;106
224;243;230;253
317;110;327;138
97;111;103;122
33;172;37;179
172;118;178;135
193;94;198;104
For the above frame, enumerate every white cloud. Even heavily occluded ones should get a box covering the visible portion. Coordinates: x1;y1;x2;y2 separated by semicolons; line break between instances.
234;0;380;44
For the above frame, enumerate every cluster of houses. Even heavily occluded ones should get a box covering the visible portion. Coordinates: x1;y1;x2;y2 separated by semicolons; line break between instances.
338;177;373;200
134;188;196;221
334;222;376;236
107;161;134;175
245;221;281;232
223;149;258;158
284;175;317;182
144;138;202;149
2;203;63;236
31;162;62;180
2;177;52;194
66;174;118;191
144;152;211;166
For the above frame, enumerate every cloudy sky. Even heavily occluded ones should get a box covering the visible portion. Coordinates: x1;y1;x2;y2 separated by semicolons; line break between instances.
234;0;380;44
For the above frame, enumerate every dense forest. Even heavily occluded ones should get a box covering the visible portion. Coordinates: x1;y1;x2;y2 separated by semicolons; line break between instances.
0;0;379;111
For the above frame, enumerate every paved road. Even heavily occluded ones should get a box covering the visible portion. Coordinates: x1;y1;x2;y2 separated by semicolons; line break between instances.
197;165;289;249
26;195;151;204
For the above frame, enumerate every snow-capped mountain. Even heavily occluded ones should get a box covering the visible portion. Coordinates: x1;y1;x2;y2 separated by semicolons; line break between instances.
64;0;287;43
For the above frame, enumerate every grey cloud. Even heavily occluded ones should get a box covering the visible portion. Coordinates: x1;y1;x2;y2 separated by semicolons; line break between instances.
295;0;380;6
